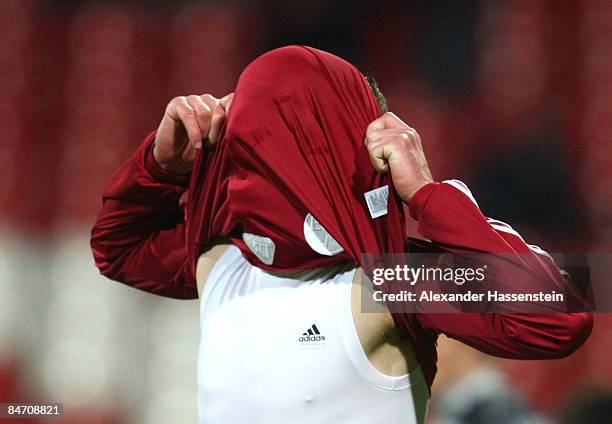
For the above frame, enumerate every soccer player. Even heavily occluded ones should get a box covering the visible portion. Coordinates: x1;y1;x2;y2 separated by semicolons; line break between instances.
91;46;592;423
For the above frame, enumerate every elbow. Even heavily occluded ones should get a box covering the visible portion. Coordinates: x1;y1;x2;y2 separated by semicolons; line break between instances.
93;258;118;281
507;312;593;360
90;228;119;281
91;249;118;281
548;312;593;359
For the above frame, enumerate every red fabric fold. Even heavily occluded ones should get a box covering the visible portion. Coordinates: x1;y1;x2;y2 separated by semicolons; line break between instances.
186;46;406;272
91;46;592;392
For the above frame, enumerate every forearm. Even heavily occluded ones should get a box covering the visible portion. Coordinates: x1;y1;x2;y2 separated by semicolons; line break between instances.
91;131;197;299
406;180;593;358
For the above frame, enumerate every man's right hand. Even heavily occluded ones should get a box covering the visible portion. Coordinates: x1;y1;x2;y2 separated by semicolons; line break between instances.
153;93;234;174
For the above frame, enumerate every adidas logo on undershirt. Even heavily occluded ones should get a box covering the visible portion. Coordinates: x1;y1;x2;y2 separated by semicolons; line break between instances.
298;324;326;346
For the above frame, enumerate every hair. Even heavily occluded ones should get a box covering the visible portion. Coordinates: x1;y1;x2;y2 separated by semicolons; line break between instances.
365;76;388;113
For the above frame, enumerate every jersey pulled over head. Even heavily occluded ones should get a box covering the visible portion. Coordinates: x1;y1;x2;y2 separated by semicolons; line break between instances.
186;45;407;272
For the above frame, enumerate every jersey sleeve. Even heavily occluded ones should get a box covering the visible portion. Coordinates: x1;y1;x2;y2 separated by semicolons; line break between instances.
406;180;593;359
90;131;198;299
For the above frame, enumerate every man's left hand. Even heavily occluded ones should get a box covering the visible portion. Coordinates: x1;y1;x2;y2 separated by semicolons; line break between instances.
365;112;434;203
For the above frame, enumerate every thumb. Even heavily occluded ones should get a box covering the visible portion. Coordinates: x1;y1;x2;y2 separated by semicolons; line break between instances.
369;143;394;173
220;92;234;114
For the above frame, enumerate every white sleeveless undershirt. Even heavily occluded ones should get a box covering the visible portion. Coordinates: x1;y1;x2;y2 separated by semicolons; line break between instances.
197;245;428;423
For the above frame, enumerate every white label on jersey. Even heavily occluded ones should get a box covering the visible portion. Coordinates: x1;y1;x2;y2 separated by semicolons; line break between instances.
242;233;275;265
303;213;344;256
364;185;389;219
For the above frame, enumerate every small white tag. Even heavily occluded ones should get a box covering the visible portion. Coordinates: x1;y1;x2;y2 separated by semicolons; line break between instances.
242;233;275;265
303;213;344;256
364;185;389;219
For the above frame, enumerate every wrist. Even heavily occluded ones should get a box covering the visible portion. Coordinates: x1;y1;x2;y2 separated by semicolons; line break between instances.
398;179;432;204
152;144;191;175
407;181;439;220
145;135;190;186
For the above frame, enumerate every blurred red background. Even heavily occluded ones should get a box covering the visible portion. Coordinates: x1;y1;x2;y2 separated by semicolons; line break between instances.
1;0;610;423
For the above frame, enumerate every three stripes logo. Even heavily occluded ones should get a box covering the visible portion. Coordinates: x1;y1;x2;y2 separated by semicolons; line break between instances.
298;323;326;347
